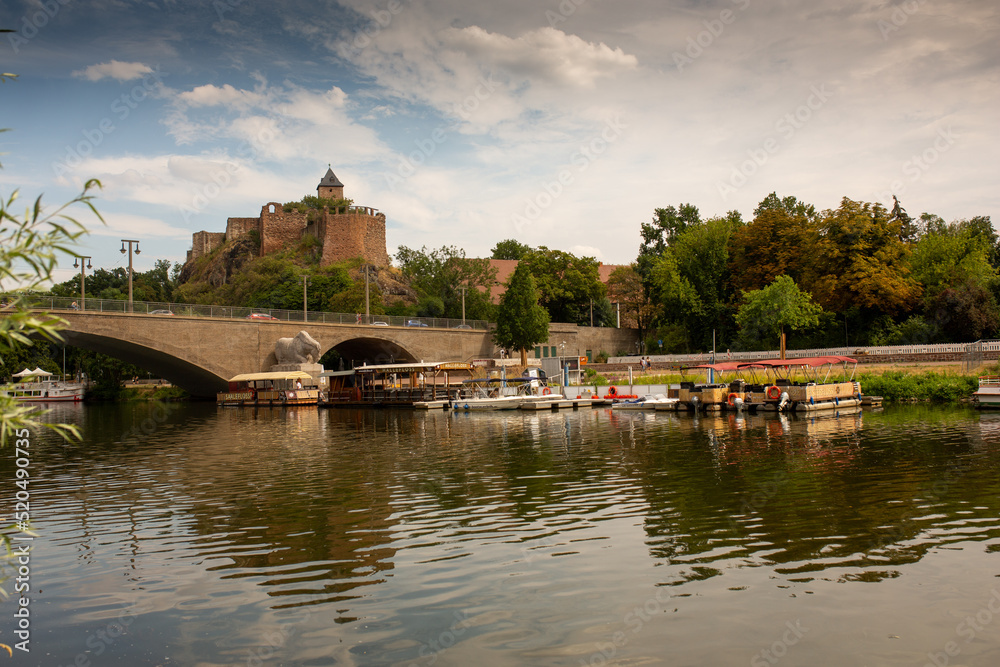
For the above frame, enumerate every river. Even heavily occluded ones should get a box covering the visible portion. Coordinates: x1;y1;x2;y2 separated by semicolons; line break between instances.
2;402;999;666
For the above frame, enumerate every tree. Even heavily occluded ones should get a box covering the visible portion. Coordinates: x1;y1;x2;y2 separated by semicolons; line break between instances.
729;194;817;295
395;245;497;321
735;275;823;351
518;247;604;324
605;265;658;336
493;264;549;365
671;214;739;347
805;198;920;315
890;195;919;243
754;192;818;221
491;239;531;261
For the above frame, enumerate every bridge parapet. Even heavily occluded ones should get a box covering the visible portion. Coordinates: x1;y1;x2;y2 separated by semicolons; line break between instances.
1;294;490;331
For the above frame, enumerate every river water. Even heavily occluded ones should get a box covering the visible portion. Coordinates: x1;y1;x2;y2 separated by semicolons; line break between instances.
3;403;1000;666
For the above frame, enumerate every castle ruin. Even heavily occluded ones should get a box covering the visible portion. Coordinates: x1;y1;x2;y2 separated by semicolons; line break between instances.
186;168;390;268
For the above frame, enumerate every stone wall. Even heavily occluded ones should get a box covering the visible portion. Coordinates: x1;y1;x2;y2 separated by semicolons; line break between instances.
226;217;258;242
259;203;309;256
187;231;226;262
320;209;390;267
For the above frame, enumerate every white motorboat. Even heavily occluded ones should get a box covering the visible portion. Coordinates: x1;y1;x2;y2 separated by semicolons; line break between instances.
2;367;84;403
611;393;679;410
453;378;525;411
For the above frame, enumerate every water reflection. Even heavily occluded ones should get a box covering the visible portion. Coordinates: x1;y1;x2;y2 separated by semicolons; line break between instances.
5;404;1000;665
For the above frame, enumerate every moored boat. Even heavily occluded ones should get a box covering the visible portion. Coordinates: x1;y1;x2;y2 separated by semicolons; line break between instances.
1;367;84;402
611;393;679;410
973;376;1000;408
217;371;320;406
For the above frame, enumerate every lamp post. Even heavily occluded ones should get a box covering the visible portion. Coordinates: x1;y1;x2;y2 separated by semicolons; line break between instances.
120;239;140;313
302;275;310;322
73;255;92;310
363;265;370;321
458;285;467;325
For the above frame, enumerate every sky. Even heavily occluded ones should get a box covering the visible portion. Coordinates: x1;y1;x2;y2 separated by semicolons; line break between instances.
2;0;998;287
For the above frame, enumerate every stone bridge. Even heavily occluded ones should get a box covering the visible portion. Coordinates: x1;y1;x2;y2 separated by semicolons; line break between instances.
46;311;638;398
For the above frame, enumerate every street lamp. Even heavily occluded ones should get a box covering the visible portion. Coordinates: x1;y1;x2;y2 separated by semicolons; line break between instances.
72;255;92;310
458;285;467;325
363;264;370;321
120;239;140;313
302;275;310;322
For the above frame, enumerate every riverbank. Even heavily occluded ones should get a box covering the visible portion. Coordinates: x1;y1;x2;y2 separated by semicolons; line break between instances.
585;361;992;403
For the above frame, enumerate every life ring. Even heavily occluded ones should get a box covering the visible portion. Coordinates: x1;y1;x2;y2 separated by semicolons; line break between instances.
766;385;781;400
608;386;617;397
727;392;738;407
543;387;552;395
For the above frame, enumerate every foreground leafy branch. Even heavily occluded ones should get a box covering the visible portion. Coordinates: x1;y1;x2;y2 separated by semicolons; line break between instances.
0;179;104;446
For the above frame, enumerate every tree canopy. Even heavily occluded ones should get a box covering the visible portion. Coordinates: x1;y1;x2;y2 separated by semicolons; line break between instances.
493;264;550;364
491;239;531;261
735;275;823;349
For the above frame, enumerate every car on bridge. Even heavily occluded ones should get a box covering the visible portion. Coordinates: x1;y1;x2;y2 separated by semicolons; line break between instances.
246;312;278;321
405;320;429;327
371;321;389;326
150;309;174;316
453;324;472;330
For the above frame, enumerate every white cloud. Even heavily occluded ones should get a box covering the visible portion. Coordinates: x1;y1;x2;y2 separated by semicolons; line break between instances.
441;26;637;88
73;60;155;82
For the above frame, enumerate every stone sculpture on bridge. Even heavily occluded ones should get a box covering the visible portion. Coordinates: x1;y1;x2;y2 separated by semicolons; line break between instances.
275;331;322;365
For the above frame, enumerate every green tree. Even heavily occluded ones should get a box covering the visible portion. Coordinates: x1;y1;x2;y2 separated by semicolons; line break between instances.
491;239;531;260
735;275;823;350
518;247;604;324
671;214;739;347
395;245;497;321
493;264;549;365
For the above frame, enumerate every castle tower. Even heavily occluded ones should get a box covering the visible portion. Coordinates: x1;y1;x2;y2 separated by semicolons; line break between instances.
318;167;345;200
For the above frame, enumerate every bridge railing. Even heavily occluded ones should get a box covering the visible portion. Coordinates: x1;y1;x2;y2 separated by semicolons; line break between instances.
609;341;995;365
0;293;491;331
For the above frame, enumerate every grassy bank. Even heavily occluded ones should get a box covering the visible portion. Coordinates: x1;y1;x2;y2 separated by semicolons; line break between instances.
857;371;977;403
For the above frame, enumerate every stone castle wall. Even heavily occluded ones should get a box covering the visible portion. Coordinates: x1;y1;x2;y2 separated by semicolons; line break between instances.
259;203;309;256
187;231;226;262
320;210;390;267
226;217;258;242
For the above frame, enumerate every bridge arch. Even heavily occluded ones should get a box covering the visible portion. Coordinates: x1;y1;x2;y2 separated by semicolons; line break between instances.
60;330;229;397
320;336;419;367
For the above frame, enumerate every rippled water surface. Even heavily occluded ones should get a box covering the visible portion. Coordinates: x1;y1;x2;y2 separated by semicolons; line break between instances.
4;403;1000;665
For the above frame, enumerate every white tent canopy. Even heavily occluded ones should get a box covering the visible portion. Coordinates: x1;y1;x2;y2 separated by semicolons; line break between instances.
13;367;52;377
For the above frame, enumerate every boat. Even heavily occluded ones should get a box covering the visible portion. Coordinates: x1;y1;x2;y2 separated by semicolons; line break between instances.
680;356;862;413
973;376;1000;408
1;367;84;402
611;393;679;410
217;371;320;406
745;356;861;413
678;362;746;411
330;362;469;408
453;378;526;411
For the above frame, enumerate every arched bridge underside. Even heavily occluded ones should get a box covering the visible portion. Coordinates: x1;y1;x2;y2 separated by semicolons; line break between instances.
52;312;497;398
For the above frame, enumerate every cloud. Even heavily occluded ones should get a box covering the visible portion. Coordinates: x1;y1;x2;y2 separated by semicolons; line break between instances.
176;83;269;109
73;60;155;82
441;26;637;88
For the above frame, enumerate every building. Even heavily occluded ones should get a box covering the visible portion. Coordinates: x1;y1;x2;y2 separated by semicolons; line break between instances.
186;168;390;268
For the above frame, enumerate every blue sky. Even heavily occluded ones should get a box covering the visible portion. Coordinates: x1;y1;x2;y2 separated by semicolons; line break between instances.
2;0;998;287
